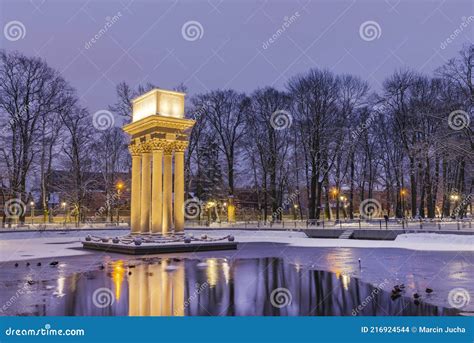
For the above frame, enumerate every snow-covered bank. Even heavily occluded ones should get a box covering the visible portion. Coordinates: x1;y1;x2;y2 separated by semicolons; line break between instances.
0;230;472;263
230;231;474;252
394;233;474;251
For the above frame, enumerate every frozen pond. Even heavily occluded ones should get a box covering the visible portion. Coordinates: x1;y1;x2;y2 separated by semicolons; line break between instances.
0;242;471;316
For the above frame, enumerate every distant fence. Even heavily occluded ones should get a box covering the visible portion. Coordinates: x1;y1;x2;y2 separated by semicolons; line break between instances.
1;217;472;232
186;218;473;231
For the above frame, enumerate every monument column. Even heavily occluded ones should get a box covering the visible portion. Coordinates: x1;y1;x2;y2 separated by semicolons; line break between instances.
122;88;195;237
140;146;152;233
130;145;142;234
174;143;186;233
162;145;173;234
151;140;163;234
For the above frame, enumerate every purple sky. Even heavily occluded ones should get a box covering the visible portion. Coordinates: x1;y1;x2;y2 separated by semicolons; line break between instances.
0;0;472;121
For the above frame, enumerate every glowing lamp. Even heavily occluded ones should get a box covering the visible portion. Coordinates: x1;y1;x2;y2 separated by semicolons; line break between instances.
132;88;185;122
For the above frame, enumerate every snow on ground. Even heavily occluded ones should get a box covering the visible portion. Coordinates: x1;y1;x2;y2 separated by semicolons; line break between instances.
395;233;474;251
0;229;472;263
220;230;474;252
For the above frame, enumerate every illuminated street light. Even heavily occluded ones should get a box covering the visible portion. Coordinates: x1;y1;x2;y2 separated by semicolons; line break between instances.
30;201;35;224
450;194;460;201
116;181;124;192
400;189;407;218
116;182;124;225
61;202;67;225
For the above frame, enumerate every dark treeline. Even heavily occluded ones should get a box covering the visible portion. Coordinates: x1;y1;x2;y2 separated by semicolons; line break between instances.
0;45;472;224
184;45;472;221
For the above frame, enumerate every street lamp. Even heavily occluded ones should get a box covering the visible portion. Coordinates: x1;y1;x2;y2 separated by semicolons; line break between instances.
329;188;339;221
339;196;347;219
61;202;67;224
116;181;124;224
450;194;460;218
400;189;407;218
293;203;298;220
30;201;35;224
330;187;339;199
116;181;124;193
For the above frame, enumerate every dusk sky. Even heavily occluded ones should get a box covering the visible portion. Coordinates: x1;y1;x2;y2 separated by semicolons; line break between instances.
0;0;472;122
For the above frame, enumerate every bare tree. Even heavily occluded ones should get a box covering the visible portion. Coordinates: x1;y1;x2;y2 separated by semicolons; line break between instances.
0;50;75;223
193;90;250;197
288;69;342;220
244;87;292;221
59;106;95;224
92;127;128;221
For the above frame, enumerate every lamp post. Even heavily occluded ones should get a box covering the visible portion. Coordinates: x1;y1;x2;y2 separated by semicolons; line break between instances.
400;189;407;219
61;202;67;225
221;202;227;221
116;181;124;225
339;196;347;220
330;187;339;220
293;204;298;220
30;201;35;225
450;194;460;218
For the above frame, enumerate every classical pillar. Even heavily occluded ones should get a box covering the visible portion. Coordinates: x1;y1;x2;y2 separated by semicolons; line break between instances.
162;145;173;234
140;148;151;233
130;146;142;234
174;145;185;233
151;143;163;234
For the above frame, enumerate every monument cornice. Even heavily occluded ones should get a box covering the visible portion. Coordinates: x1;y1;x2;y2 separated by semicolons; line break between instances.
123;115;196;136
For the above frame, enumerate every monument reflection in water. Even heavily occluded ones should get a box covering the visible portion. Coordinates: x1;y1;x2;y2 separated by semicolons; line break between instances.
24;258;458;316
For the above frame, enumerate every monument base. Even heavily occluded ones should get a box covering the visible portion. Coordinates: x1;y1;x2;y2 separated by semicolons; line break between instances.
81;233;237;255
82;240;237;255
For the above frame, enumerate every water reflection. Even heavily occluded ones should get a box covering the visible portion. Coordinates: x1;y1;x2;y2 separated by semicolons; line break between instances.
1;257;459;316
